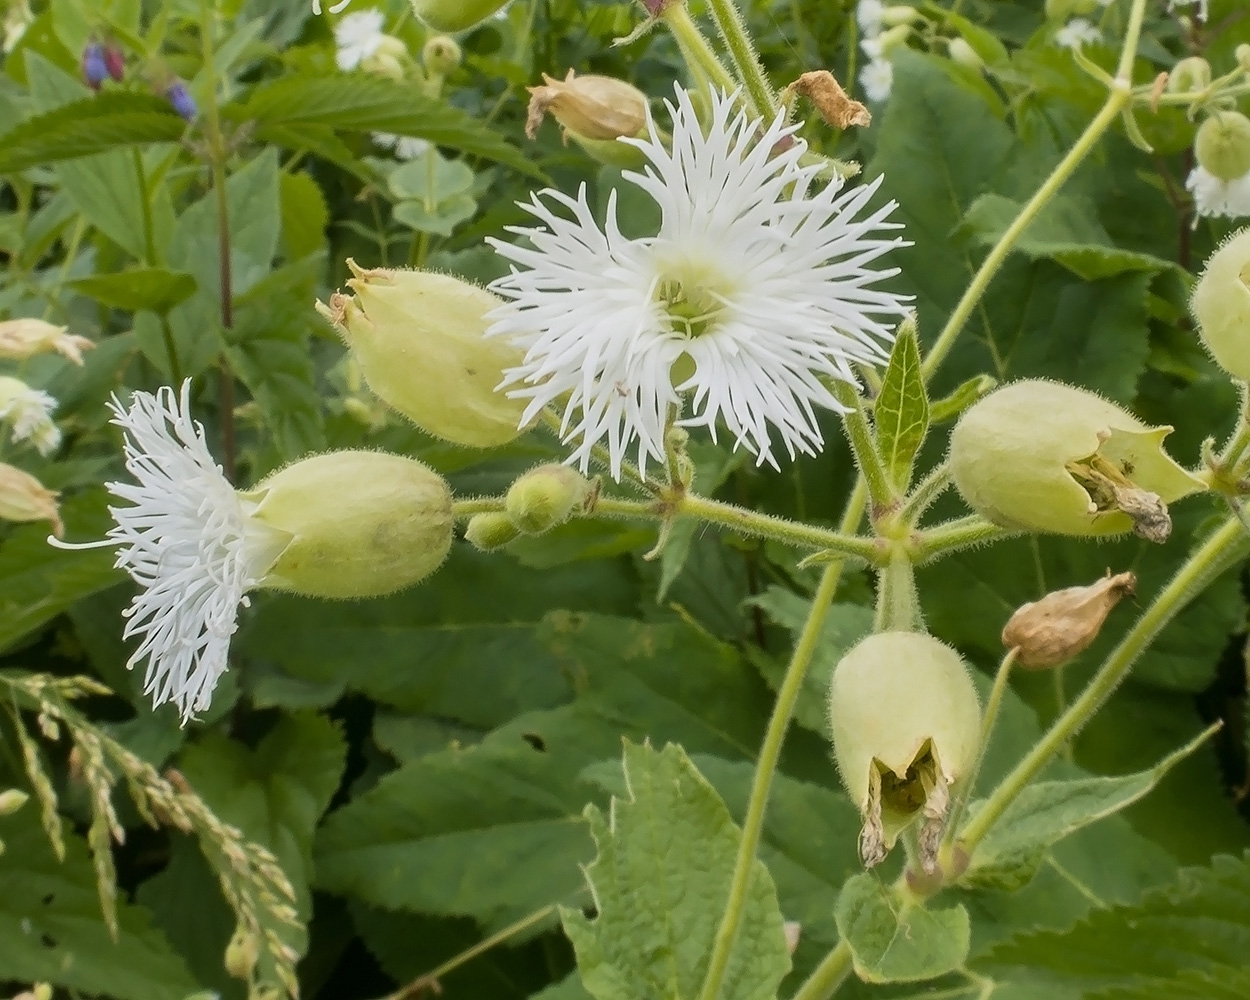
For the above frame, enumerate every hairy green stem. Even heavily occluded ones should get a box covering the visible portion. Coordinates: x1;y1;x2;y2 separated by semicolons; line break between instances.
945;649;1016;846
662;5;739;96
675;493;879;561
895;461;951;528
958;512;1250;852
872;549;922;632
833;381;896;513
791;941;853;1000
705;0;777;117
913;515;1012;563
539;409;648;489
697;483;867;1000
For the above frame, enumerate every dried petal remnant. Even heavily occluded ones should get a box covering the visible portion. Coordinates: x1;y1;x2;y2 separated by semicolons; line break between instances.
784;71;871;130
1002;571;1136;669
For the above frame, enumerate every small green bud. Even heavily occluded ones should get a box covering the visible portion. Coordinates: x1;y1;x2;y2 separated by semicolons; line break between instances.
409;0;508;32
0;788;29;815
947;37;983;71
828;631;981;872
247;451;453;599
1166;56;1211;93
880;5;922;27
362;35;409;82
950;380;1202;542
318;262;528;448
423;36;462;76
1192;227;1250;380
224;925;260;980
526;70;649;143
1195;111;1250;182
505;464;591;534
465;511;520;551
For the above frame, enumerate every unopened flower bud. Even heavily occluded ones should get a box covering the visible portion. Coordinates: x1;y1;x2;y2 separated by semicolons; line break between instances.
0;318;93;365
165;81;196;121
224;925;260;980
409;0;509;32
505;464;591;534
0;788;29;815
1002;571;1136;669
103;44;125;81
0;463;63;537
1238;44;1250;73
950;380;1201;542
318;263;528;448
34;985;53;1000
880;5;922;26
1195;111;1250;182
362;36;408;81
246;451;453;599
464;511;519;551
1166;56;1211;93
828;632;981;873
862;23;911;59
948;37;983;71
81;42;108;90
526;70;648;142
1192;228;1250;381
423;35;462;76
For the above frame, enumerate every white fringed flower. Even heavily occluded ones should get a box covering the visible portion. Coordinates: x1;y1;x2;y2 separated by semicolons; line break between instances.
856;0;886;35
0;376;60;456
486;87;910;478
54;383;288;722
334;8;385;70
1186;165;1250;220
860;58;894;102
1054;18;1100;50
373;131;433;160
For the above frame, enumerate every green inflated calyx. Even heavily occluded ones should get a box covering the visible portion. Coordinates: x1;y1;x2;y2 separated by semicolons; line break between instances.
409;0;508;32
1192;227;1250;382
950;380;1202;541
828;632;981;873
1195;111;1250;182
317;262;528;448
246;450;453;599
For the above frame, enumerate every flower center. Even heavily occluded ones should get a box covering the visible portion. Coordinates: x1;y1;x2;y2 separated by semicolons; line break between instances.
655;258;733;341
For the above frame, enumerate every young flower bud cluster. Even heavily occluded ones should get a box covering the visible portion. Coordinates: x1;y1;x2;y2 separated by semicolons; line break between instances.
950;380;1201;542
318;263;529;449
465;465;594;552
828;631;981;873
1002;571;1136;669
409;0;510;33
81;41;124;90
1192;227;1250;380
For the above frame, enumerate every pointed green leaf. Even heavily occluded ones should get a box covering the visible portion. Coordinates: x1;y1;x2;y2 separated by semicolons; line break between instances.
961;725;1217;891
929;374;997;425
874;317;928;491
561;742;789;1000
68;268;196;313
835;872;970;983
0;92;185;174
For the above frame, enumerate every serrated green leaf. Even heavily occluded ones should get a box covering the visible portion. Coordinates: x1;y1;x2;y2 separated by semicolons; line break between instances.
561;742;789;1000
874;317;928;490
227;74;544;180
835;872;971;983
0;809;199;998
0;91;185;173
980;852;1250;992
1097;965;1250;1000
68;267;196;313
961;725;1216;891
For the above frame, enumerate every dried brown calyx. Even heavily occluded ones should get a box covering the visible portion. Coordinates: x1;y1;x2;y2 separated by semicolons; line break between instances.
1002;570;1137;669
782;70;871;130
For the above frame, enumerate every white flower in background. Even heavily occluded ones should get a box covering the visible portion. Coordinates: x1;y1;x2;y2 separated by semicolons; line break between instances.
373;132;433;160
1168;0;1208;20
487;87;910;478
313;0;352;14
861;35;885;60
1186;166;1250;220
860;58;894;102
856;0;886;36
1054;18;1101;50
334;8;385;70
52;384;288;723
0;376;60;456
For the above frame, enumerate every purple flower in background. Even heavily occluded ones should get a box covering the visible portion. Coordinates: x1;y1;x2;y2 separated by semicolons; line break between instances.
103;44;125;81
81;43;107;90
166;81;197;122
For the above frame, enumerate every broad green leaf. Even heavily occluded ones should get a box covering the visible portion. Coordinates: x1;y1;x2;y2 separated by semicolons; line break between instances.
68;267;196;313
980;852;1250;992
744;586;874;735
227;74;544;179
835;872;971;983
0;91;185;173
561;742;789;1000
278;170;329;261
387;148;475;203
874;317;928;491
961;725;1216;891
1098;966;1250;1000
393;194;478;236
0;491;118;654
0;808;199;998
